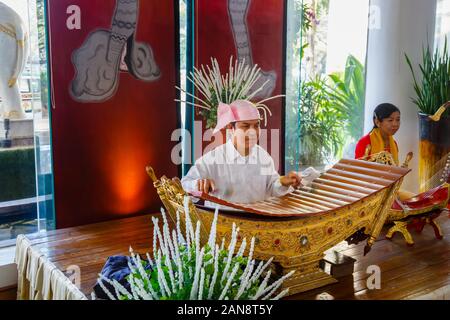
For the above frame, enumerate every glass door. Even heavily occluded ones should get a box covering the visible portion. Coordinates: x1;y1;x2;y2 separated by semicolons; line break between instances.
0;0;54;241
285;0;370;172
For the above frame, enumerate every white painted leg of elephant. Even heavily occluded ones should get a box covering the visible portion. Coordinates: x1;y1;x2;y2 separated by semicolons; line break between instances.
227;0;277;99
0;1;28;119
0;71;24;119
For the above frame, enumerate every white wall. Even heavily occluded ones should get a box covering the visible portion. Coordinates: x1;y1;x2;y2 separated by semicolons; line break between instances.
364;0;437;193
0;246;17;290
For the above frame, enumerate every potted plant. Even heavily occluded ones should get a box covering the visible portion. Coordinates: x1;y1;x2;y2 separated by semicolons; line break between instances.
327;55;366;158
405;38;450;191
295;77;344;168
95;203;294;300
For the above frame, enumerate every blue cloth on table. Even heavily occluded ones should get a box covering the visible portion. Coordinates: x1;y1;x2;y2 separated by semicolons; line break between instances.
93;255;151;300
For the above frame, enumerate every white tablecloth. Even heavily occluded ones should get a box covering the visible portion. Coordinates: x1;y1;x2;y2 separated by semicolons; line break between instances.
14;235;87;300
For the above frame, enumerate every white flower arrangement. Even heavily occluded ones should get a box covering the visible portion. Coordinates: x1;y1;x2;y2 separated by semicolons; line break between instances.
175;57;283;129
96;196;294;300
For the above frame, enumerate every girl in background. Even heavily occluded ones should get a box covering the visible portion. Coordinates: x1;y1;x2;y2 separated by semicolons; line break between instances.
355;103;415;200
355;103;401;164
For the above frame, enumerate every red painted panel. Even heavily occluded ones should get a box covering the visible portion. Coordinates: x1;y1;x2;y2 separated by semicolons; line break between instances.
47;0;178;228
195;0;285;172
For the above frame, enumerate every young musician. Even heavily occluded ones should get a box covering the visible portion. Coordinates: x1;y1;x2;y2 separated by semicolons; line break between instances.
355;103;401;165
181;100;303;204
355;103;415;200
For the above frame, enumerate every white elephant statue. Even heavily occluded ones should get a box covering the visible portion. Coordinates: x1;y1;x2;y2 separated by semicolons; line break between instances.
0;1;29;119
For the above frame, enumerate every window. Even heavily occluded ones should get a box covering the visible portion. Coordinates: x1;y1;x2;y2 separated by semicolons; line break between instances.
179;0;195;177
0;0;54;241
285;0;370;172
435;0;450;49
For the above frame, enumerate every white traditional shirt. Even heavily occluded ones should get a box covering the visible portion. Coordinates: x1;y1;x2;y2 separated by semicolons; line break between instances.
181;139;293;207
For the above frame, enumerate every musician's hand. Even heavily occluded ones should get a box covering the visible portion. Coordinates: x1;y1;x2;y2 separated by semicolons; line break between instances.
280;172;302;188
196;179;217;194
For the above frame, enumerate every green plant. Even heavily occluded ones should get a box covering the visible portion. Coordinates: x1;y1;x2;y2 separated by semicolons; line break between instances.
405;38;450;116
295;2;313;59
97;200;294;300
294;77;344;166
327;55;366;142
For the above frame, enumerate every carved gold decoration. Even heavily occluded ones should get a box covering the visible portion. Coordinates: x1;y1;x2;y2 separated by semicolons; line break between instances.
8;77;17;88
364;177;403;255
366;150;396;166
0;23;16;39
402;152;414;168
429;102;450;122
146;165;405;295
17;39;25;48
365;152;449;246
385;221;414;246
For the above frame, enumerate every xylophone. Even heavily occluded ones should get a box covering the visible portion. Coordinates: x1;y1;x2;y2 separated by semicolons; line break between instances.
147;159;410;295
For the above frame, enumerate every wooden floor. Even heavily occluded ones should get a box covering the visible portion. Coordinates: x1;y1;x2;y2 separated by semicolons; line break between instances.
0;287;17;300
9;212;450;300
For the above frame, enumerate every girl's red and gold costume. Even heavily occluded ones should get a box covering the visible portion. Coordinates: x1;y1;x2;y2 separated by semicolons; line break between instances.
355;128;399;165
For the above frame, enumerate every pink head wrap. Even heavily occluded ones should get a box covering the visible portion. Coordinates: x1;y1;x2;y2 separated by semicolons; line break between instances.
213;100;262;134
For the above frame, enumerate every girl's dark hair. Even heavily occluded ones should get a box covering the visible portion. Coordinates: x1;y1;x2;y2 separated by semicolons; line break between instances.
373;103;400;129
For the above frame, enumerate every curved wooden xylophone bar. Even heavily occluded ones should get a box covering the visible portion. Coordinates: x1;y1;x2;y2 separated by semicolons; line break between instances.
146;159;410;295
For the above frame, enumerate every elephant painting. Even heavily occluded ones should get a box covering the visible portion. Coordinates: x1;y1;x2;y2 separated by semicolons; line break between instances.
70;0;161;103
0;1;29;119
